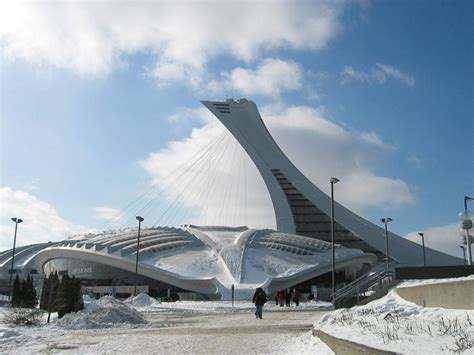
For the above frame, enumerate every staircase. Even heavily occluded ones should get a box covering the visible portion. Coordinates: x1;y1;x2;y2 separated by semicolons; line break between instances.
332;262;397;308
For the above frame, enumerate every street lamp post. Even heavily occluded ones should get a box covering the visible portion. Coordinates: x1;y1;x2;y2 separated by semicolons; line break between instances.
381;218;393;272
9;218;23;302
330;177;339;305
133;216;144;296
462;196;473;265
418;232;426;268
460;245;466;265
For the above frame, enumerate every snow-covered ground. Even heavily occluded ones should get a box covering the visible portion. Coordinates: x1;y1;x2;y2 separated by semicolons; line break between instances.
315;277;474;354
124;293;332;313
0;295;333;354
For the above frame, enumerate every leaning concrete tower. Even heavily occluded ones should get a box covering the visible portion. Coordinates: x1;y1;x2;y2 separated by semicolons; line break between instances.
202;98;460;266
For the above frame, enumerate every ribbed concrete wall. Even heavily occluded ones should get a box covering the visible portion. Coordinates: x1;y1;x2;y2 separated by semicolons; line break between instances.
396;280;474;309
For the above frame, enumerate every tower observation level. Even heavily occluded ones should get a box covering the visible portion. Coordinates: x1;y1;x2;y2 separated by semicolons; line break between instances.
202;98;461;266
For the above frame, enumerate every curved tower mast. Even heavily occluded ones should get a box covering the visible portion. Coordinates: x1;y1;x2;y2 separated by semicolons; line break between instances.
202;98;460;266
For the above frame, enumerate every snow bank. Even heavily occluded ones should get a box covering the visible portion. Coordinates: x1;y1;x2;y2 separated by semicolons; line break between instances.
272;331;334;355
315;289;474;354
56;296;146;329
0;328;20;340
0;324;21;347
124;293;161;308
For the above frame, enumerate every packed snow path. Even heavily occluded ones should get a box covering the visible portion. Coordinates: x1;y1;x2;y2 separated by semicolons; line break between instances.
3;307;333;354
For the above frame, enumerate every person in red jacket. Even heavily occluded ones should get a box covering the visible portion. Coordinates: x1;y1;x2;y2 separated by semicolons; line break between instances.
276;290;285;307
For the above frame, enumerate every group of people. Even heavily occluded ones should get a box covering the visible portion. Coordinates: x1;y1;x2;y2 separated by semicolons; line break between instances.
275;288;301;307
251;287;302;320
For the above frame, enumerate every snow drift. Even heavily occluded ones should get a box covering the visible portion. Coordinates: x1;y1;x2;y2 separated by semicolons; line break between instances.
56;296;146;329
124;293;161;308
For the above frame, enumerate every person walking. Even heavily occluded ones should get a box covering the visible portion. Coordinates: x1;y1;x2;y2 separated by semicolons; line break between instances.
293;290;301;307
284;288;292;307
252;287;268;319
277;290;285;307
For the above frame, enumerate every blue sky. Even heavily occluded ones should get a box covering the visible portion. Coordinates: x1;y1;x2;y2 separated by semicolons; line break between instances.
0;1;472;256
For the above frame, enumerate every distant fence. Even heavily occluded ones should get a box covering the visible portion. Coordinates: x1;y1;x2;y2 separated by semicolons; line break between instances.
395;265;474;280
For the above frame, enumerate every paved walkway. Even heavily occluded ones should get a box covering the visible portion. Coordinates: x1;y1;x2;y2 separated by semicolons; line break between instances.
10;309;332;354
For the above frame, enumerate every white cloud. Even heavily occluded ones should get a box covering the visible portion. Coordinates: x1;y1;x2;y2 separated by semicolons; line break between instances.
338;172;414;211
359;131;386;147
405;223;465;258
262;105;413;213
0;187;92;250
376;63;415;87
209;58;303;97
341;63;415;87
407;154;422;168
93;207;123;225
138;103;415;229
0;1;343;85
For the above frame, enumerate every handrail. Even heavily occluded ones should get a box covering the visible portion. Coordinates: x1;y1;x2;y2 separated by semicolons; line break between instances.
332;262;397;304
333;264;384;298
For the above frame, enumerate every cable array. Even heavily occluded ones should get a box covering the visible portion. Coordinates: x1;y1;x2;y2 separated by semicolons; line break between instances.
100;124;253;231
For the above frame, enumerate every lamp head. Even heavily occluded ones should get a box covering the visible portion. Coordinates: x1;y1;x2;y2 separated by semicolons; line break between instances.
330;177;340;184
460;245;465;249
381;217;392;224
136;216;144;222
418;232;424;237
11;218;23;224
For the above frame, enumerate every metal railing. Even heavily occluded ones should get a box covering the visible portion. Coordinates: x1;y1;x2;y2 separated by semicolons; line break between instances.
332;262;397;307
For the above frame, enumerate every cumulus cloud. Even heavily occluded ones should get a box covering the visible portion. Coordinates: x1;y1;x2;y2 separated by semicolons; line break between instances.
405;223;465;258
0;1;343;85
93;207;124;225
0;187;92;250
209;58;303;97
138;103;415;229
262;105;413;213
341;63;415;87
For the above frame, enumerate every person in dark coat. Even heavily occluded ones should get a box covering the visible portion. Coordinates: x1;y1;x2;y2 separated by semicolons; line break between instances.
293;290;301;306
284;288;292;307
252;287;268;319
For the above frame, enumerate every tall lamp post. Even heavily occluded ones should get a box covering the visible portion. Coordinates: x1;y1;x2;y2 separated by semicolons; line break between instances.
381;218;393;272
133;216;144;296
460;196;473;265
330;177;339;305
460;245;466;265
9;218;23;302
418;232;426;268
